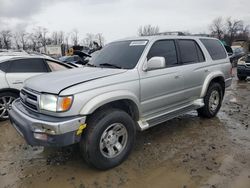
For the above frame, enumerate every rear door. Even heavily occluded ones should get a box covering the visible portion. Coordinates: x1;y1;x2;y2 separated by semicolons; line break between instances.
6;58;48;90
175;39;207;102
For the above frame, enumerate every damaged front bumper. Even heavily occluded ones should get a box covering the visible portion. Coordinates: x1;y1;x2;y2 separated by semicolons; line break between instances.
9;99;86;147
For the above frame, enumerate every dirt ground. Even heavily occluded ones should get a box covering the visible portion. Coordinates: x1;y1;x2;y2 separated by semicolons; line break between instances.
1;73;250;188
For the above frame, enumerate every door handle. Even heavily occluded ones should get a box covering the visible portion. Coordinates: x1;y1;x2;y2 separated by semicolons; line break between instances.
174;75;181;79
12;80;23;84
204;69;210;73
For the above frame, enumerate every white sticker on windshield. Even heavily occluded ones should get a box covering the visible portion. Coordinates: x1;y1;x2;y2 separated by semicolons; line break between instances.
129;41;148;46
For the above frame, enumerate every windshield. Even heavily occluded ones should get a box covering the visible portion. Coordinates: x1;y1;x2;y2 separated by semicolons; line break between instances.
89;40;147;69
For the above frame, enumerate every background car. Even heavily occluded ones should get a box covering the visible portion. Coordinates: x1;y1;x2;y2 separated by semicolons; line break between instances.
237;54;250;80
232;46;246;59
0;55;72;121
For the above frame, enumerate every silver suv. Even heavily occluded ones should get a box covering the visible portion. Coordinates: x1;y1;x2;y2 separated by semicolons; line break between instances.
9;36;232;169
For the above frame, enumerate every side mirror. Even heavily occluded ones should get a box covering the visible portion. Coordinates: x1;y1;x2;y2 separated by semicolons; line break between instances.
145;57;166;71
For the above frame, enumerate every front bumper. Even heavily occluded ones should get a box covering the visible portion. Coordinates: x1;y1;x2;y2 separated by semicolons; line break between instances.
237;65;250;76
9;99;86;147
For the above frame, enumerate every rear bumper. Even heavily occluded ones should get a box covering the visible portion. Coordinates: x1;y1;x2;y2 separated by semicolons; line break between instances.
9;99;86;147
237;65;250;76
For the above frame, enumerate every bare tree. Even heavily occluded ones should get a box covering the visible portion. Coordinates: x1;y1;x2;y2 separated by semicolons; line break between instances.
51;31;59;45
237;24;250;41
226;17;244;45
64;32;71;51
19;30;28;50
138;25;159;36
13;32;21;49
0;30;12;50
58;31;64;44
95;33;105;47
71;29;79;46
209;17;224;39
28;32;40;51
83;33;95;48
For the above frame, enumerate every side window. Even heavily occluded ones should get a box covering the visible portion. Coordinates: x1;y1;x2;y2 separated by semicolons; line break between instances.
46;60;68;72
200;39;227;60
147;40;178;67
178;40;205;64
0;61;10;72
8;58;47;73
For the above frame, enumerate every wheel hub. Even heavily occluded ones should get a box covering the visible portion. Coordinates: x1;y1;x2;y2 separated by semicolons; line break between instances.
105;131;117;145
0;96;15;119
100;123;128;158
209;90;220;112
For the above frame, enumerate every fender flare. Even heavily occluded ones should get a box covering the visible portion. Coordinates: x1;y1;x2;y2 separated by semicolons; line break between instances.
0;88;20;95
200;71;225;98
79;90;141;115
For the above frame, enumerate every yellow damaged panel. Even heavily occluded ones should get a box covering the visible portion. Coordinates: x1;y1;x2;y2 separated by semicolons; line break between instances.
76;124;86;135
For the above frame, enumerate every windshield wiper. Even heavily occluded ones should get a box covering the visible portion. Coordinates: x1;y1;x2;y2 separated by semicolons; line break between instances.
99;63;122;69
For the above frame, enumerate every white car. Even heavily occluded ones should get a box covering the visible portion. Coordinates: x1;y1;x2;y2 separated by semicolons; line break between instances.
0;55;72;121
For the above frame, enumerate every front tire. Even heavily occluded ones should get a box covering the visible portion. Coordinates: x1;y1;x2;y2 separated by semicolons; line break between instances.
80;108;136;170
0;92;18;121
197;83;223;118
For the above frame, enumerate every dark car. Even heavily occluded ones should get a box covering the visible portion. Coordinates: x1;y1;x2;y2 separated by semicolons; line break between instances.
237;55;250;80
59;55;83;65
232;46;246;59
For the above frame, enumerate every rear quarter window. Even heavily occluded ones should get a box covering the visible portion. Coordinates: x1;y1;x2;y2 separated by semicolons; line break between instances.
178;40;205;64
0;61;10;72
200;39;227;60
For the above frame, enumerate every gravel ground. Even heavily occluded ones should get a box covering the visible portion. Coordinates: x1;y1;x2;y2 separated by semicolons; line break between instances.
0;72;250;188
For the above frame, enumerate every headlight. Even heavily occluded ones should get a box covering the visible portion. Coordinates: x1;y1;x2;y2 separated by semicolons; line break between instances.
40;94;73;112
238;57;246;65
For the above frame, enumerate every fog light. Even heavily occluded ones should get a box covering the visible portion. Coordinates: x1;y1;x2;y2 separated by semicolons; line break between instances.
34;133;48;141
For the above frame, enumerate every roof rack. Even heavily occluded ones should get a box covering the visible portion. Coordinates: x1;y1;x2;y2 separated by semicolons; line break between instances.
157;31;187;36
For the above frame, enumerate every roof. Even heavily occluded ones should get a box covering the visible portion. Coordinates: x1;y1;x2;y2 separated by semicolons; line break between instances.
114;35;217;42
0;54;55;63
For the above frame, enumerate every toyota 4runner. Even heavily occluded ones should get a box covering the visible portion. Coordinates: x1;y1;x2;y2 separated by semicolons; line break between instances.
9;36;232;170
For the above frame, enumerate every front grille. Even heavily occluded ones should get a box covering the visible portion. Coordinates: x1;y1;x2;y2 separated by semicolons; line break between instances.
20;89;39;111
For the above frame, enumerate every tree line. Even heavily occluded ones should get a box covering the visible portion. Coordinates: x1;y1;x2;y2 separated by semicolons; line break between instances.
138;17;250;46
0;27;105;52
209;17;250;45
1;17;249;52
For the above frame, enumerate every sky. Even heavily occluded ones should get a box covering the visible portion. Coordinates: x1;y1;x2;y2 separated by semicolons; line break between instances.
0;0;250;42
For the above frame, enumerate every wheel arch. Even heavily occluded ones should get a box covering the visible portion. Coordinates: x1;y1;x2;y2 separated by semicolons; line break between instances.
80;91;141;122
201;72;225;98
0;88;20;96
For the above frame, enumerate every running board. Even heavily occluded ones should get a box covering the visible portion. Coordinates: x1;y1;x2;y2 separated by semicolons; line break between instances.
137;100;204;131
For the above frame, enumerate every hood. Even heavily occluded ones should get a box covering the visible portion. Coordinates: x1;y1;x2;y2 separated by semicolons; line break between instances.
24;67;127;94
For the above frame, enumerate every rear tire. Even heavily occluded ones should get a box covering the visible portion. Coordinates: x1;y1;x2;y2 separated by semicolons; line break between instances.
197;83;223;118
237;75;247;81
79;108;136;170
0;92;18;121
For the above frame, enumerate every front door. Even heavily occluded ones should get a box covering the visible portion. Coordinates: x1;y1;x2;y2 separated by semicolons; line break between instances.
139;40;185;119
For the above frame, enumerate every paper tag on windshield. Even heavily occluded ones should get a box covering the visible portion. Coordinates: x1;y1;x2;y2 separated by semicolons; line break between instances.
129;41;148;46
